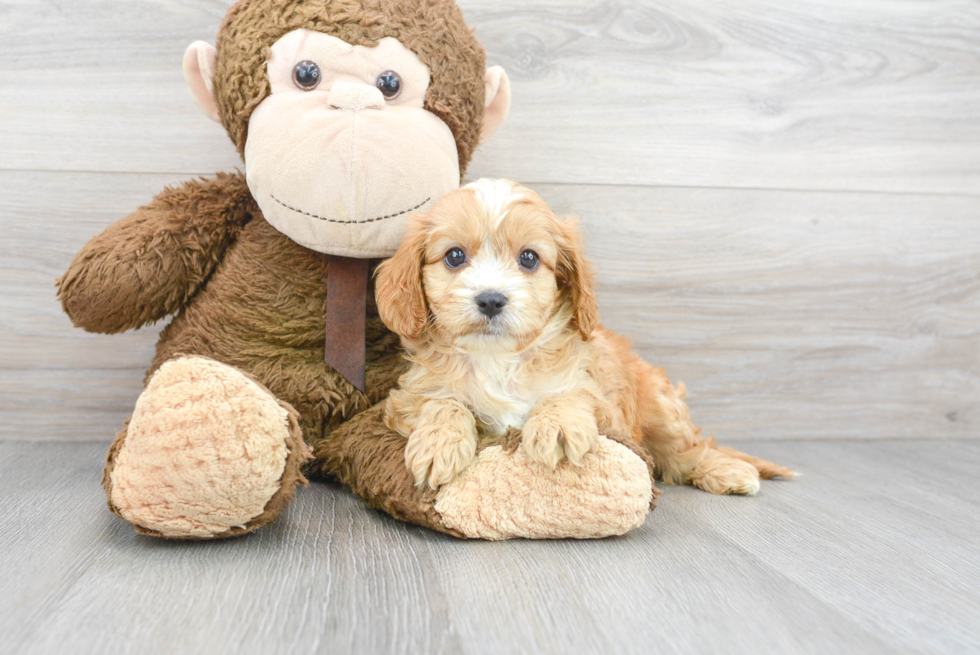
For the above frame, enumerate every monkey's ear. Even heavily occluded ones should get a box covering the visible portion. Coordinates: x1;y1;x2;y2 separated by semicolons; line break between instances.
480;66;511;143
183;41;221;123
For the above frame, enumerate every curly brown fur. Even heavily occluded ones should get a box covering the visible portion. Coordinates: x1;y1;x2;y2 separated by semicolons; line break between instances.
57;172;408;444
145;202;407;439
215;0;486;173
58;172;415;538
313;403;464;537
57;173;253;333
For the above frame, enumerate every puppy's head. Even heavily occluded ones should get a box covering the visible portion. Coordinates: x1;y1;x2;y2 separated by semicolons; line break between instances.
375;179;598;349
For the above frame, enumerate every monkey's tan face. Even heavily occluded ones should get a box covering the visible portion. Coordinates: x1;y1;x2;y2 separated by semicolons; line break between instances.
244;29;460;258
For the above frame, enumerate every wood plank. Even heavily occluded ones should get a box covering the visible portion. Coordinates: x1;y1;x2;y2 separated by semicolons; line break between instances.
0;0;239;173
537;183;980;441
0;441;886;654
0;442;134;652
1;0;978;194
5;170;975;441
0;369;145;441
468;0;980;194
668;439;980;654
0;169;167;441
1;440;977;654
0;171;175;371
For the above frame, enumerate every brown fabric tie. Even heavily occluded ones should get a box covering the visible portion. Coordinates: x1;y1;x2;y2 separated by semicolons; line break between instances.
325;255;369;392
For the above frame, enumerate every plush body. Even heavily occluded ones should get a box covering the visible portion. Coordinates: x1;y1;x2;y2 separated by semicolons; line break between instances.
58;0;669;540
60;173;409;536
60;174;403;422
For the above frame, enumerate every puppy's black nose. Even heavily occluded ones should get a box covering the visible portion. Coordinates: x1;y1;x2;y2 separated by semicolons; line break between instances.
476;291;507;318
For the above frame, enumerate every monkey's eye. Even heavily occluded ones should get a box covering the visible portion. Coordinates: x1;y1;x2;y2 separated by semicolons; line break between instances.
375;70;402;100
444;248;466;269
292;61;322;91
519;250;540;271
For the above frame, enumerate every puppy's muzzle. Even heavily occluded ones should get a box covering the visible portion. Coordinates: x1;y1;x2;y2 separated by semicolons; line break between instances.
475;291;507;318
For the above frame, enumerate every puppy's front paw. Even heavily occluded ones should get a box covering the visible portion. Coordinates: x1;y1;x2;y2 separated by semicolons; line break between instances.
521;412;600;468
405;424;478;490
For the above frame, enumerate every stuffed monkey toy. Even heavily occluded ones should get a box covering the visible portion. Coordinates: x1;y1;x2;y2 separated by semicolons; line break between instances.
57;0;660;540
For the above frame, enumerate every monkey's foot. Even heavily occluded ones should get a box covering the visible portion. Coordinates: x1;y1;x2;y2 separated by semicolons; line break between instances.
314;405;656;540
434;437;653;540
103;356;311;539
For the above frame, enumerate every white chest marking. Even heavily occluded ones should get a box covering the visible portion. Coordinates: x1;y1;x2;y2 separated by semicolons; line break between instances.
463;352;536;433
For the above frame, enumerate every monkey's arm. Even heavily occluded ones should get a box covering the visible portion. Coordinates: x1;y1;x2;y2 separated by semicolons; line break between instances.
57;173;253;333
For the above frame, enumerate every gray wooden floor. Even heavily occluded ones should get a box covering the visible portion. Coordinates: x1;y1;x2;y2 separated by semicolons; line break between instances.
2;438;977;655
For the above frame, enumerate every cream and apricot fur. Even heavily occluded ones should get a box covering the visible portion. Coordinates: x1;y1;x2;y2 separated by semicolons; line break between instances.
376;179;794;492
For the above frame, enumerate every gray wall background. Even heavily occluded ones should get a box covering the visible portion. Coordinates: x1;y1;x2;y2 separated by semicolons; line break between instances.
1;0;977;441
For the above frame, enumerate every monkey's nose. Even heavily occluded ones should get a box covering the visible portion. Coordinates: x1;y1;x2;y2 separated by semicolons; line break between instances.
328;82;385;110
475;291;507;318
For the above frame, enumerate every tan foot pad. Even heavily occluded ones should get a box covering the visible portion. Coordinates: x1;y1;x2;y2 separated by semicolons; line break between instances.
108;357;308;539
434;438;653;540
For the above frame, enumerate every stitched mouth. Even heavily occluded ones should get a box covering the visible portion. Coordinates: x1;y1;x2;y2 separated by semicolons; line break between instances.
270;195;431;225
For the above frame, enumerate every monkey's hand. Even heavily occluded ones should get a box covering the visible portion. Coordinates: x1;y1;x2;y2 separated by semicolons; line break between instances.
57;173;253;333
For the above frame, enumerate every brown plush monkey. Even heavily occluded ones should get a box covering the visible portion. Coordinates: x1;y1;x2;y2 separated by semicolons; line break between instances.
57;0;660;540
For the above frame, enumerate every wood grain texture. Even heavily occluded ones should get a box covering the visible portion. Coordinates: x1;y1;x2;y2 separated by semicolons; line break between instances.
3;171;976;440
0;0;978;194
1;1;978;441
1;439;977;654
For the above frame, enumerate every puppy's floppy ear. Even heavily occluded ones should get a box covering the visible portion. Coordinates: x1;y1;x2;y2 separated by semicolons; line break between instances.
375;215;429;339
555;216;599;339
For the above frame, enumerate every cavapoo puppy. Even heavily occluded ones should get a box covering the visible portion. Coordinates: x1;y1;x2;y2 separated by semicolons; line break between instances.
375;179;793;492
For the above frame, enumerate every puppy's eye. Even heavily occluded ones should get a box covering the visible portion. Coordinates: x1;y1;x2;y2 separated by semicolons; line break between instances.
519;250;539;271
376;70;402;100
293;61;322;91
444;248;466;269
